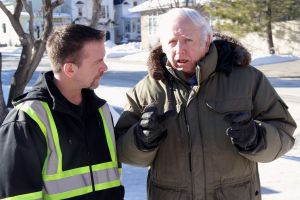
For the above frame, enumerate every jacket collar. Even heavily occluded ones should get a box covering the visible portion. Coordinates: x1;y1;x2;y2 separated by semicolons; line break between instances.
146;39;251;82
196;43;218;84
12;71;106;115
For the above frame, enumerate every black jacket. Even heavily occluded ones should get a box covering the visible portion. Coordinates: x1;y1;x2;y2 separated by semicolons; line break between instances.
0;71;124;199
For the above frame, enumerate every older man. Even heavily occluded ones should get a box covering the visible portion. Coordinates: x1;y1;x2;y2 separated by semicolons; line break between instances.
116;8;296;200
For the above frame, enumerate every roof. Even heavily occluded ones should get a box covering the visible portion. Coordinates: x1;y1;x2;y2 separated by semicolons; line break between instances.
122;13;140;19
75;1;84;5
19;12;71;18
129;0;211;13
129;0;160;13
53;13;71;18
114;0;124;5
1;0;14;6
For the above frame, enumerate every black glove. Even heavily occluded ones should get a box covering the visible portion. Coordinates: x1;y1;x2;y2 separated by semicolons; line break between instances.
224;112;265;152
135;106;175;151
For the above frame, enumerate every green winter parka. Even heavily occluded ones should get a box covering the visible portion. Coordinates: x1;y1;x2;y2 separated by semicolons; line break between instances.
115;41;296;200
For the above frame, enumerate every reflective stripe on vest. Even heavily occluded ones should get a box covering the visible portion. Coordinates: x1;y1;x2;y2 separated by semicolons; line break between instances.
16;101;121;200
0;191;42;200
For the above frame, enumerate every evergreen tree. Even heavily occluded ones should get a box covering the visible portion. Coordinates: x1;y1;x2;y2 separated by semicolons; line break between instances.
206;0;300;54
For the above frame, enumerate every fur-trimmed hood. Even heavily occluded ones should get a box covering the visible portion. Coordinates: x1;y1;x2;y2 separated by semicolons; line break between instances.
147;37;251;80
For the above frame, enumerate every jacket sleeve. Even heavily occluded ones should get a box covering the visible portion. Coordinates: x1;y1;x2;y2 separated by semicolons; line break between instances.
115;88;158;167
240;69;297;162
0;109;47;199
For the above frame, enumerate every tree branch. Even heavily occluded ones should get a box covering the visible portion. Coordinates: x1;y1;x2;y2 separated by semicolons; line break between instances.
13;0;23;19
28;40;46;82
42;0;63;41
0;1;26;38
0;1;14;20
0;53;9;123
51;0;64;9
90;0;102;28
157;0;166;12
21;0;35;42
42;0;53;41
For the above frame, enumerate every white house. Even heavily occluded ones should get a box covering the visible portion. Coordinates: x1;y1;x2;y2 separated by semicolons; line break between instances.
0;1;18;46
129;0;211;49
69;0;115;42
0;0;71;46
0;0;117;46
114;0;146;44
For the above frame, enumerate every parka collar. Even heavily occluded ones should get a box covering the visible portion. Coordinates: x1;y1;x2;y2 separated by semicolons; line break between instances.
146;37;251;82
195;43;218;84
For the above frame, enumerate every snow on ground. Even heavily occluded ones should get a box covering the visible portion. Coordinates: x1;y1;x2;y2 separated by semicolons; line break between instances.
0;46;22;57
1;42;300;200
105;41;145;58
251;54;299;66
120;51;150;62
2;41;298;64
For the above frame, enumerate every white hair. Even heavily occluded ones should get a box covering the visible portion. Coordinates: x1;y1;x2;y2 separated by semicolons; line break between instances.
158;8;213;43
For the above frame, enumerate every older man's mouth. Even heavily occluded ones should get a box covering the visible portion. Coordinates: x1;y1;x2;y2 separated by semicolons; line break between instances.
177;59;188;63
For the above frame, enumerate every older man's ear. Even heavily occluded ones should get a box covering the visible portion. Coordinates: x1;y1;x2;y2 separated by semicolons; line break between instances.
204;33;212;53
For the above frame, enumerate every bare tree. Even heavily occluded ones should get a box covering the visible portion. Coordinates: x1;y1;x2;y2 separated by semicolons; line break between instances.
90;0;102;28
0;52;6;123
0;0;64;122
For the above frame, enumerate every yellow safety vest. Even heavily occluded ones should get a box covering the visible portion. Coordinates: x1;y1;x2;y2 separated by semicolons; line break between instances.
5;100;121;200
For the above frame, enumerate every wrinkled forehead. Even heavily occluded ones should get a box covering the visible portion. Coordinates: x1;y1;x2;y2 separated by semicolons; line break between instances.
159;16;200;41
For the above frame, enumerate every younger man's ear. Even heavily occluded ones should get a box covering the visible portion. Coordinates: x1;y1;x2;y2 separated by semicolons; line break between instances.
63;63;77;78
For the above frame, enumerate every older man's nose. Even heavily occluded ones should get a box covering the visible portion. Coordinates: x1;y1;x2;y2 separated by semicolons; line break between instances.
174;41;186;53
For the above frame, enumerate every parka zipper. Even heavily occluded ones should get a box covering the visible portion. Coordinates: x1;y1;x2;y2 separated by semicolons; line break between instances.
168;73;195;199
183;108;194;200
186;123;192;172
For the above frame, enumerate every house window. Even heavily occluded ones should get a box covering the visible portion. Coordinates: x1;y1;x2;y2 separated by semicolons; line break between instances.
78;7;83;16
106;5;109;18
125;20;130;32
148;14;158;35
2;23;6;33
130;22;135;33
28;1;32;9
75;1;84;17
133;1;138;6
100;6;105;18
100;5;109;19
137;19;141;33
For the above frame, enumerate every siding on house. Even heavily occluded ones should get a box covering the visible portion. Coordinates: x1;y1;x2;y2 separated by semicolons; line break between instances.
114;0;146;44
0;0;116;45
129;0;208;49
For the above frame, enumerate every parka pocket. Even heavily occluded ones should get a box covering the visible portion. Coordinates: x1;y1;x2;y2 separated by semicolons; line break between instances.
215;179;253;200
149;179;188;200
204;98;254;178
204;97;253;137
206;98;253;114
205;98;253;134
